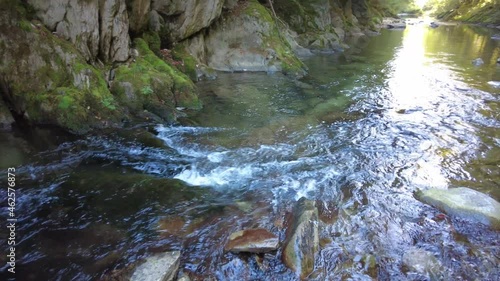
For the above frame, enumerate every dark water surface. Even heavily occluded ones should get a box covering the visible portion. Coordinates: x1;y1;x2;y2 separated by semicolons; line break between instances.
1;24;500;280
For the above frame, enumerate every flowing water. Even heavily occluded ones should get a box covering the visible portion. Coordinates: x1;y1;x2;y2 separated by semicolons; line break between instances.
1;24;500;280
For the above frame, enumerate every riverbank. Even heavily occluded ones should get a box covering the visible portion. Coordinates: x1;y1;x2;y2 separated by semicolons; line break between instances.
0;0;389;134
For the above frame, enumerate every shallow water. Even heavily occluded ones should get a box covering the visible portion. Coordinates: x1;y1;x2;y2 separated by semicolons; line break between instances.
1;24;500;280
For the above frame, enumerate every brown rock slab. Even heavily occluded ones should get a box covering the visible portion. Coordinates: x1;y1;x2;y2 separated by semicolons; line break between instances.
225;228;279;253
282;198;319;280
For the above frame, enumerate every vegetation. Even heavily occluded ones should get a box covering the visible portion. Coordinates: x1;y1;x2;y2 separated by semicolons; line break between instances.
424;0;500;24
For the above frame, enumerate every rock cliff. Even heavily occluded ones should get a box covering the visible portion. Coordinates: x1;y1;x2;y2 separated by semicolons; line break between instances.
0;0;383;133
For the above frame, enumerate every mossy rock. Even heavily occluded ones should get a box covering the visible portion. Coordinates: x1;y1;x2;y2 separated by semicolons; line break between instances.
111;39;201;121
0;4;123;133
172;44;198;82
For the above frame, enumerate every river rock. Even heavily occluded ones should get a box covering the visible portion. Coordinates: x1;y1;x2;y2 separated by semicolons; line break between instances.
282;198;319;280
130;251;181;281
225;228;279;253
416;187;500;229
402;247;444;280
488;81;500;88
387;23;407;29
472;58;484;66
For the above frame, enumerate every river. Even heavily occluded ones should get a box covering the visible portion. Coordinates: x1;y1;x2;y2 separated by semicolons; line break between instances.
1;23;499;280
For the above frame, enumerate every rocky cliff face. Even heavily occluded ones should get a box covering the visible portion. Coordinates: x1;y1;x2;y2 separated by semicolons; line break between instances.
0;0;382;132
27;0;131;62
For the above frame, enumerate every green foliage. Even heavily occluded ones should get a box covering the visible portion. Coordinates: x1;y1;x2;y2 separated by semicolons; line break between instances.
425;0;500;24
101;96;117;110
140;85;154;95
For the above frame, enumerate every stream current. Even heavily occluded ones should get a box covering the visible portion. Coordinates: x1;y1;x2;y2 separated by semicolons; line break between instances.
1;23;500;280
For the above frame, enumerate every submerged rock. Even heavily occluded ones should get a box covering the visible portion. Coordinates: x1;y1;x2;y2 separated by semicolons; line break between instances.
282;198;319;280
416;187;500;229
225;228;279;253
130;251;181;281
429;22;439;28
387;23;407;29
402;247;445;280
472;58;484;66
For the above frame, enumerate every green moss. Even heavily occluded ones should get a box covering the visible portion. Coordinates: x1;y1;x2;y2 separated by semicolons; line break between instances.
111;39;201;120
58;95;74;110
172;44;198;82
134;39;201;109
19;20;32;32
142;31;161;55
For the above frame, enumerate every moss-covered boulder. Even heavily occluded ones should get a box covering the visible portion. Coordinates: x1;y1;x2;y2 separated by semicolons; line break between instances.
416;187;500;229
111;39;201;121
185;0;307;77
0;1;123;133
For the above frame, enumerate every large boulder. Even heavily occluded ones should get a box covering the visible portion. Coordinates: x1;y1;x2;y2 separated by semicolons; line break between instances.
282;198;319;280
416;187;500;229
130;251;181;281
225;228;279;253
185;0;307;77
28;0;130;62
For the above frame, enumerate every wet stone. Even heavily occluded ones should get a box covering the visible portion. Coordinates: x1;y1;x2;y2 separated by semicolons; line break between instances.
282;198;319;280
130;251;181;281
225;228;279;253
402;247;445;280
416;187;500;229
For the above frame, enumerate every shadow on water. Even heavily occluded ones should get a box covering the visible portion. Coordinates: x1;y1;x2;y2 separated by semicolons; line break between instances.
1;23;500;280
